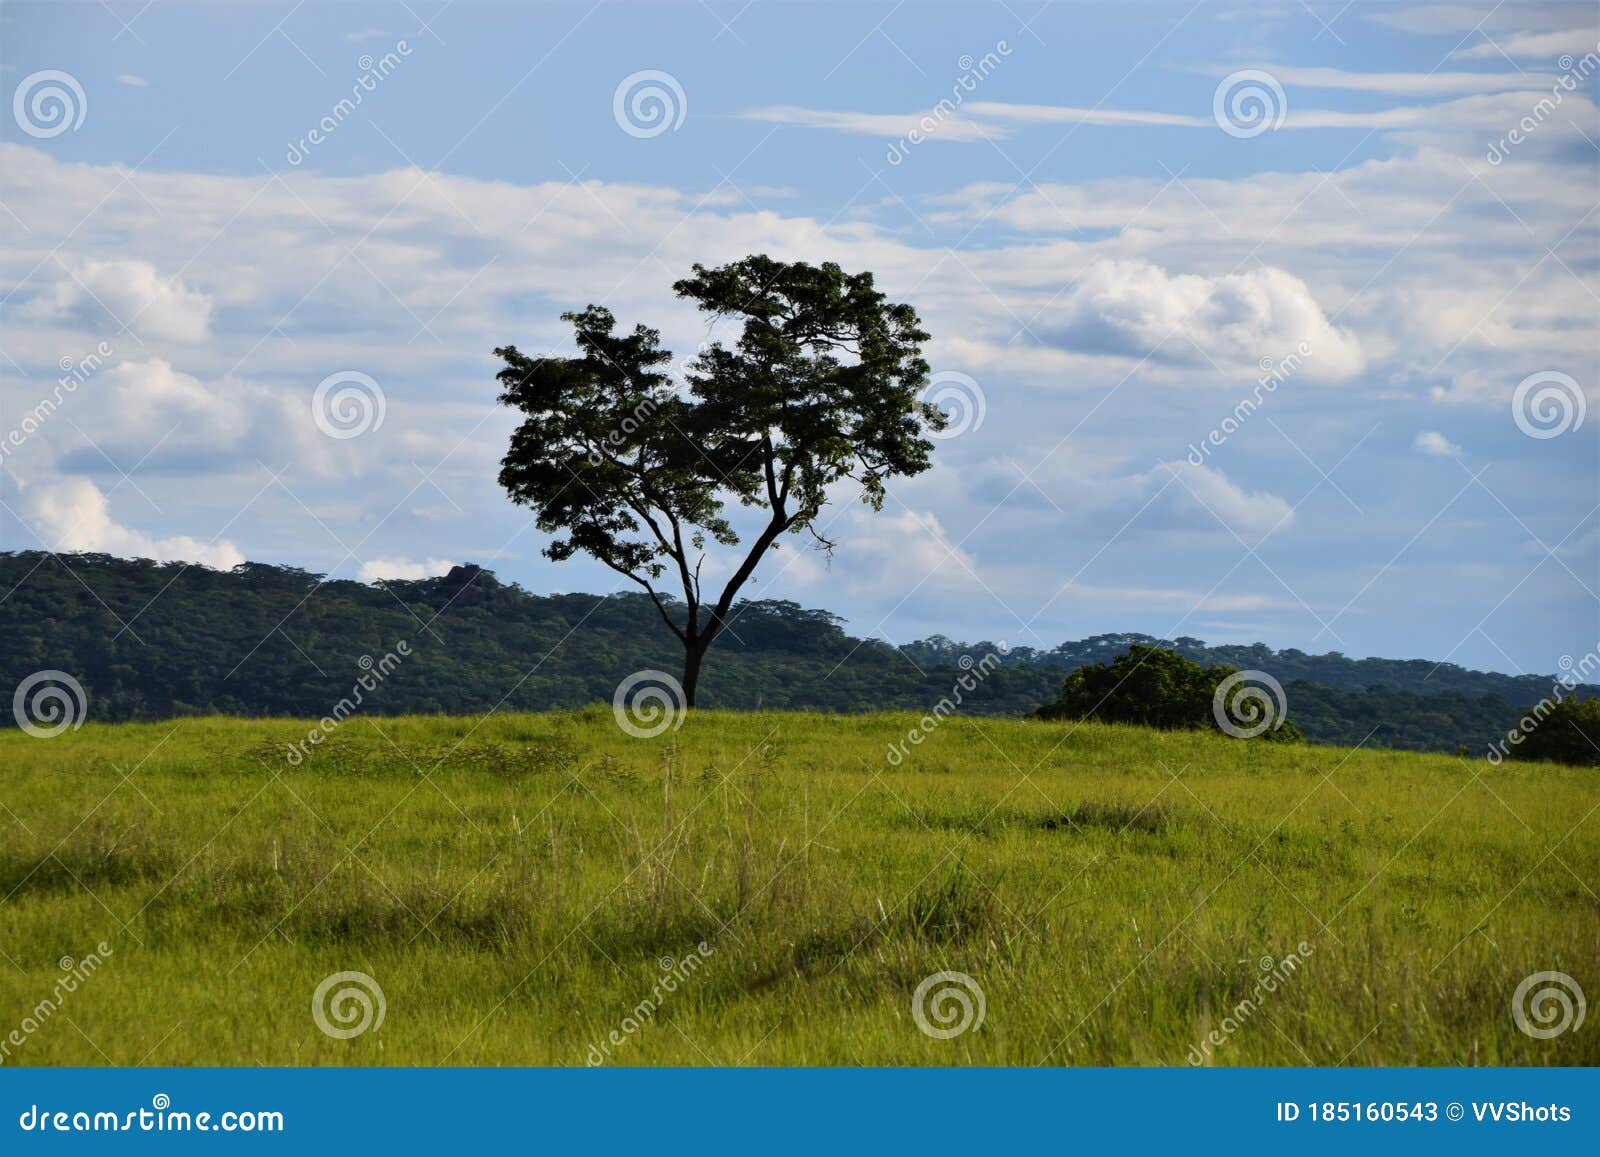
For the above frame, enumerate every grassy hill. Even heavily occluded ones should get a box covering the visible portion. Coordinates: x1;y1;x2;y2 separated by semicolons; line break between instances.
2;551;1582;753
2;712;1594;1065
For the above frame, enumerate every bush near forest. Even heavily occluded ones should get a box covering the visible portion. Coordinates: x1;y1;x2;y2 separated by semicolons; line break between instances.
1033;645;1304;742
1502;696;1600;766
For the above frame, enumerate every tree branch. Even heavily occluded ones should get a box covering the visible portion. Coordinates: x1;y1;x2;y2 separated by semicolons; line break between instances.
596;556;686;644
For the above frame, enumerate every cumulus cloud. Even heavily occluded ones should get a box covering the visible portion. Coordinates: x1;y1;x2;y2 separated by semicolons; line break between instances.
780;508;981;593
982;456;1294;543
1413;430;1464;457
358;556;455;582
26;259;213;342
55;359;313;476
1156;460;1295;541
1036;260;1364;380
21;477;244;568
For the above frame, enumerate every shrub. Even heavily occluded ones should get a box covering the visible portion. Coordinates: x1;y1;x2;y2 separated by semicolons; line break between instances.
1032;644;1303;742
1501;695;1600;766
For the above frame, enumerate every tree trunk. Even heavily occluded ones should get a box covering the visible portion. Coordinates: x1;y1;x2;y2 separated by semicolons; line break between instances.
682;641;706;709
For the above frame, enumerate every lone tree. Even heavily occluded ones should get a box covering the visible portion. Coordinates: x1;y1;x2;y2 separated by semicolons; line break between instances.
495;255;941;706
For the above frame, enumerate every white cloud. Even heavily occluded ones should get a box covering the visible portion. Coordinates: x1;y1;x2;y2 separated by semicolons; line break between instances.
780;508;981;593
966;99;1436;131
1157;460;1294;541
986;456;1294;543
117;75;148;88
359;556;455;582
742;90;1548;142
21;477;244;568
1062;584;1277;613
1037;260;1364;379
1259;65;1554;94
26;258;213;342
1455;29;1598;60
951;101;1209;128
737;105;1001;142
1413;430;1464;457
55;359;318;477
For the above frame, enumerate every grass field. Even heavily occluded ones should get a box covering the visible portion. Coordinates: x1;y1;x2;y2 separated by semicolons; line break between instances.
1;710;1596;1066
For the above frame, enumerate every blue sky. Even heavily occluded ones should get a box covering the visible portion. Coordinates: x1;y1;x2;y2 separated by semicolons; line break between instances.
1;0;1596;677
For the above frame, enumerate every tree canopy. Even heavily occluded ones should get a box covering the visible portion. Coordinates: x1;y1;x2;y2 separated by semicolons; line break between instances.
495;255;940;703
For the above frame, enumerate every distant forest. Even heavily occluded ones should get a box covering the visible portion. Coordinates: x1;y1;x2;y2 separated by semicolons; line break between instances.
1;551;1583;756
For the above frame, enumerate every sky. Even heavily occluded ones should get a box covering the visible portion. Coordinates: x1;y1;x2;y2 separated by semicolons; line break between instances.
1;0;1596;678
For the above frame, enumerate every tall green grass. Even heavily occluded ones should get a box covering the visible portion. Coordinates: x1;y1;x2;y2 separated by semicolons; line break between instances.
1;710;1594;1065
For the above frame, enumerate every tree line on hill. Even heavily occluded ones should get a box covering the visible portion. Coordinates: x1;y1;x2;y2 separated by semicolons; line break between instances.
1;551;1590;761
